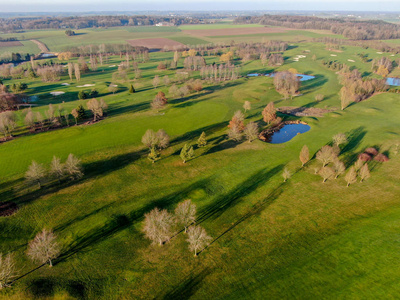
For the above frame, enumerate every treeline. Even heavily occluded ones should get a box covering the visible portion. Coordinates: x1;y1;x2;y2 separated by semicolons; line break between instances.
0;15;203;32
234;15;400;40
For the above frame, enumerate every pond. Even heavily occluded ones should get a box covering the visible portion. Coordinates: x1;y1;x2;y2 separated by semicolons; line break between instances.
268;123;311;144
386;77;400;86
265;73;315;81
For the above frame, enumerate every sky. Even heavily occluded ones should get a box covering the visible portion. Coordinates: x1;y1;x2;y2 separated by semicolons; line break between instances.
0;0;398;13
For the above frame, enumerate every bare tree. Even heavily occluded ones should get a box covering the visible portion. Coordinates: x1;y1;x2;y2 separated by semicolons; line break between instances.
87;98;103;121
108;84;118;94
152;75;160;88
151;91;168;111
67;62;73;81
24;109;35;131
0;111;17;138
332;133;347;147
243;101;251;112
243;122;259;142
50;156;65;183
354;158;364;171
142;129;158;149
27;229;60;267
333;158;346;179
345;166;357;187
156;129;170;149
359;163;370;182
142;208;174;245
299;145;310;166
282;167;292;182
175;199;196;232
315;94;324;102
65;153;83;180
318;166;335;183
163;75;170;86
25;160;46;188
0;253;18;289
187;225;212;256
71;109;79;125
74;63;81;82
316;145;336;167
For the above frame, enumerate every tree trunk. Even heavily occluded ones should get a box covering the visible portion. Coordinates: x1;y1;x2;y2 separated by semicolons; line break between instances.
49;259;52;267
37;181;41;189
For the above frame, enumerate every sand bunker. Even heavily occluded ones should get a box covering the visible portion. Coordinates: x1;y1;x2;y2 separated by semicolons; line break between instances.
61;83;70;86
109;65;116;67
330;54;337;57
76;84;95;88
377;52;383;54
50;91;65;96
347;59;355;62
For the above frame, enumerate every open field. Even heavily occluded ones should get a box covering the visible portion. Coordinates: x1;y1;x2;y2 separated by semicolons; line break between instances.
182;26;291;37
127;38;184;49
0;41;23;47
0;24;400;299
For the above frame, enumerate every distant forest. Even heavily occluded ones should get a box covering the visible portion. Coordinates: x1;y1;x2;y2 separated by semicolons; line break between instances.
234;15;400;40
0;15;204;32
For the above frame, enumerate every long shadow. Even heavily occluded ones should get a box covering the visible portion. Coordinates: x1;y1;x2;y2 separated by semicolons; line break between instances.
301;74;328;92
107;101;149;117
341;126;366;155
171;121;228;146
57;176;213;263
161;268;211;300
205;138;239;155
197;165;284;223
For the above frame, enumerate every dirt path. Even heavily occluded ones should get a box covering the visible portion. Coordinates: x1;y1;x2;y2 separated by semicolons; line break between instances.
30;39;49;52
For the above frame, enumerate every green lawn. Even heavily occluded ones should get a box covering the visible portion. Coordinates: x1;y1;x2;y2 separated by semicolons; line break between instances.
0;41;400;299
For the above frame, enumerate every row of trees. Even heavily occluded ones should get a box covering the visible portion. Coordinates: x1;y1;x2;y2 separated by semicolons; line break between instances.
143;200;212;256
25;154;83;188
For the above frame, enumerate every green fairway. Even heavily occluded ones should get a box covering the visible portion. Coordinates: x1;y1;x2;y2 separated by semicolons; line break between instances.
0;28;400;300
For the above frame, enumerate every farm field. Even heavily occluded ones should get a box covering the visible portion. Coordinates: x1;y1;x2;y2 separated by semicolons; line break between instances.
0;23;400;300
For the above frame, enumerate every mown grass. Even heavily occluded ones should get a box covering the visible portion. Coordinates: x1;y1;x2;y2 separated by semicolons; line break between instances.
0;41;400;299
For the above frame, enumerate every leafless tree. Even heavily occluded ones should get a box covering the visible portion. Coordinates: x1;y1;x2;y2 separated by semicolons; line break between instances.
243;122;259;142
156;129;170;149
27;229;60;267
24;109;35;131
359;163;370;182
332;133;347;147
71;109;79;125
0;111;16;138
315;94;324;102
25;160;46;188
282;167;292;182
152;75;160;88
316;145;336;167
333;158;346;179
74;63;81;82
50;156;65;183
243;101;251;112
318;166;335;183
299;145;310;166
87;98;103;121
65;153;83;180
175;199;196;232
0;253;18;289
67;62;73;81
345;166;357;187
187;225;212;256
142;129;158;149
163;75;170;86
142;208;174;246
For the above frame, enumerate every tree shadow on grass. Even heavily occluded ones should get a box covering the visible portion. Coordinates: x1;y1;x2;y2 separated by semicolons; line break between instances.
197;165;284;223
341;126;367;155
27;277;87;299
161;268;211;300
301;74;328;93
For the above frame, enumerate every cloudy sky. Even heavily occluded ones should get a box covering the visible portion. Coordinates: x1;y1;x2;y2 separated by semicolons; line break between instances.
1;0;398;12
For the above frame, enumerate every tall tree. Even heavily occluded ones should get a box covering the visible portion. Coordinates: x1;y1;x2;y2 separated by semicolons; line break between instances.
345;166;357;187
359;163;370;182
243;101;251;112
65;153;83;180
156;129;170;150
187;225;212;256
49;156;65;183
25;161;46;188
180;144;194;163
316;145;336;167
318;166;335;183
333;158;346;179
0;253;17;289
175;199;196;232
86;98;103;121
142;208;174;246
243;122;259;142
197;132;207;148
299;145;310;166
142;129;158;149
27;229;60;267
67;62;73;81
262;102;276;124
282;168;292;182
74;63;81;82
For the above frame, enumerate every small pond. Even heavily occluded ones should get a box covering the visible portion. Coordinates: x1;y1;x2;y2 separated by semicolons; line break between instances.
268;123;311;144
386;77;400;86
266;73;315;81
247;73;260;77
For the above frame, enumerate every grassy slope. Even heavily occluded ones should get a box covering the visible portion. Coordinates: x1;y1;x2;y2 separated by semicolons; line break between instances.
1;43;400;299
